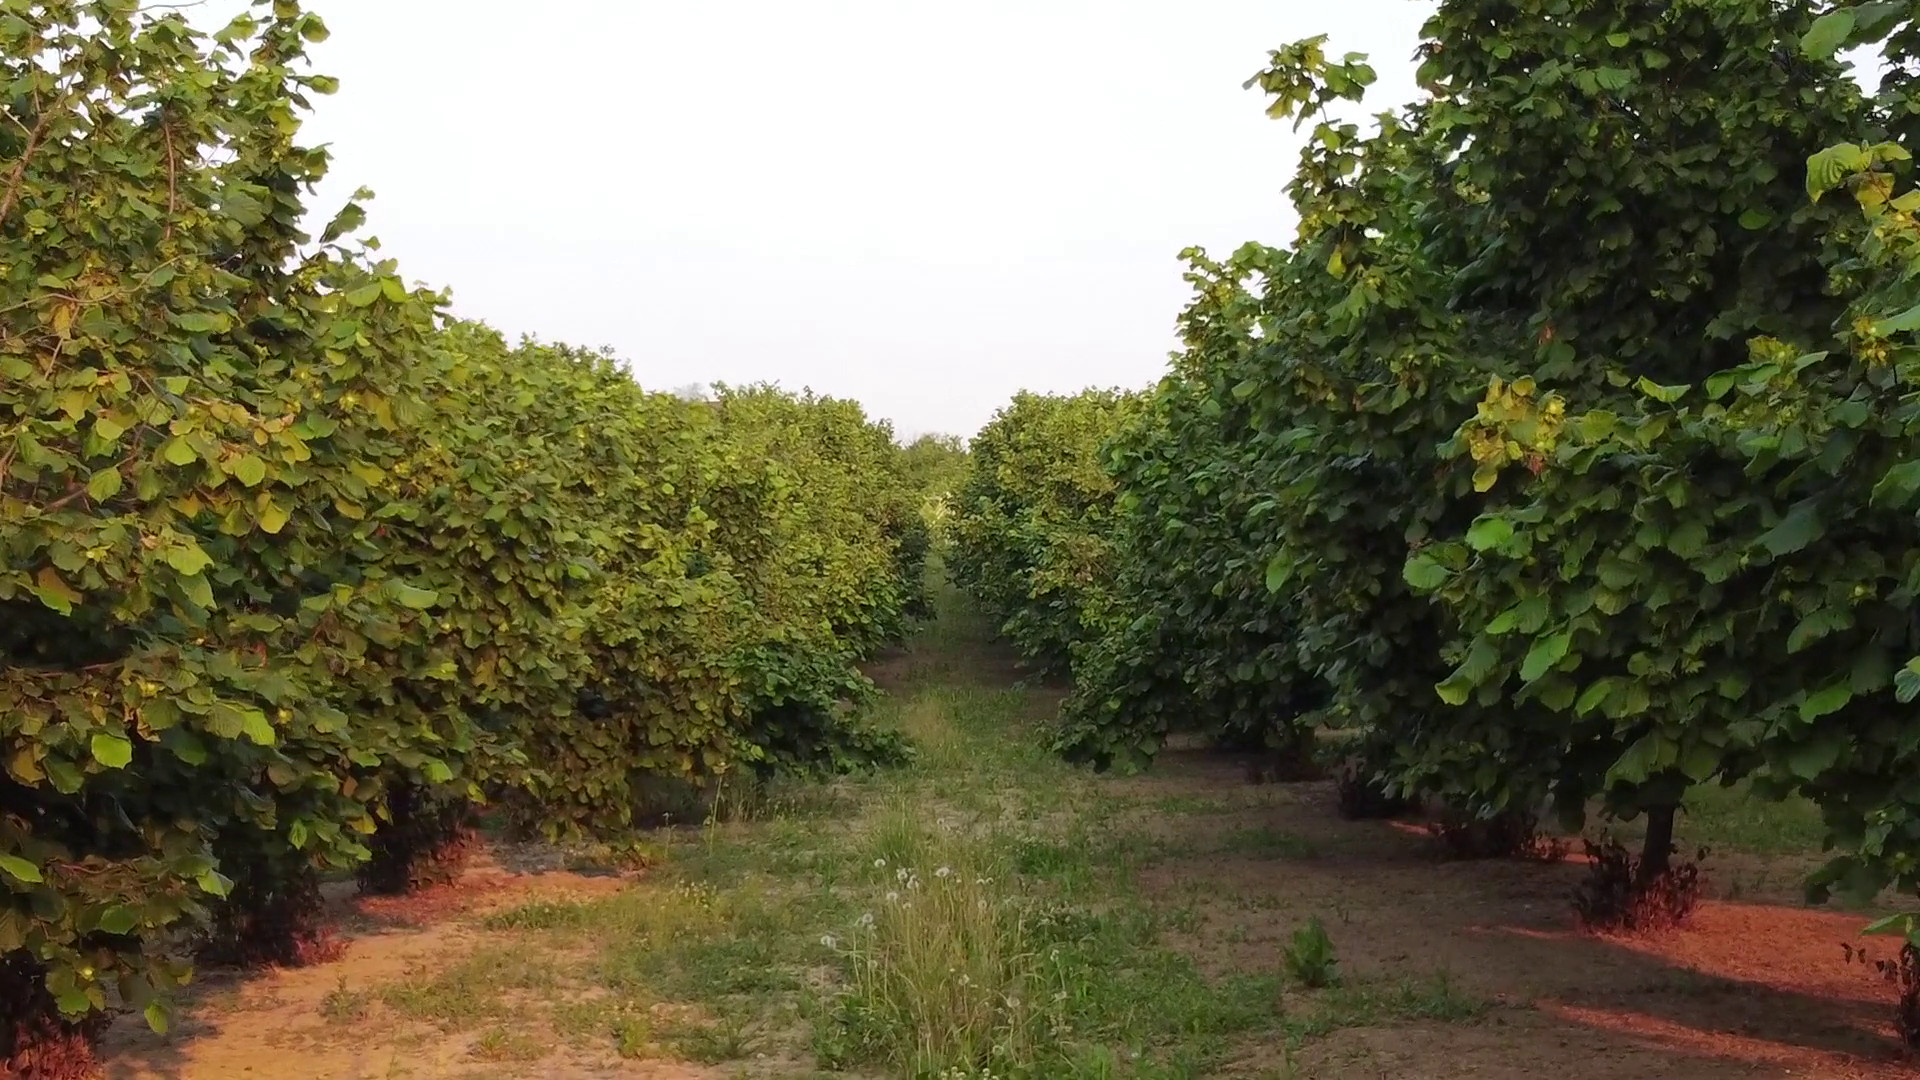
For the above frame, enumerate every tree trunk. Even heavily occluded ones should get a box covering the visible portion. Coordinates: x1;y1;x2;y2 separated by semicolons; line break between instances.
1638;804;1676;885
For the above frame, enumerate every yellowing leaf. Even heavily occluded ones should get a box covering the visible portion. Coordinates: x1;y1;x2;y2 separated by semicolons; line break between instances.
165;543;213;576
0;854;42;884
90;733;133;769
239;707;276;746
256;497;290;534
32;567;81;615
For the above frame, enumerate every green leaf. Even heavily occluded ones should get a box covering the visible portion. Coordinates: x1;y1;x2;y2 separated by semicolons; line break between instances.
90;733;133;769
170;311;230;334
343;282;382;307
1785;735;1845;780
1593;66;1632;91
1609;732;1666;784
1575;680;1612;715
1737;208;1774;230
162;438;198;466
0;854;43;884
97;905;138;935
1872;303;1920;336
1606;31;1630;47
1678;741;1720;783
1863;912;1920;939
1896;658;1920;704
238;707;276;747
1872;460;1920;507
1435;672;1471;706
230;454;269;488
1264;555;1293;594
387;582;439;610
424;759;454;784
180;572;215;610
1465;516;1513;551
144;1001;170;1036
195;869;233;899
1800;9;1855;60
1800;682;1853;722
1758;501;1822;557
1519;631;1571;682
87;467;122;501
1666;520;1707;558
1634;376;1687;404
1808;142;1871;199
1403;554;1449;591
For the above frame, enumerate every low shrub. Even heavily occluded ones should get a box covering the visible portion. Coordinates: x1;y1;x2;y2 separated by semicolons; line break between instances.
1571;838;1705;933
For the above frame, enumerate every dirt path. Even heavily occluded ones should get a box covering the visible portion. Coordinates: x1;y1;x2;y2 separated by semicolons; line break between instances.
98;853;684;1080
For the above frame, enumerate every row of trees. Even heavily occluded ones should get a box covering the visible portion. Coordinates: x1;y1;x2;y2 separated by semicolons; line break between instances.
953;0;1920;955
0;3;926;1072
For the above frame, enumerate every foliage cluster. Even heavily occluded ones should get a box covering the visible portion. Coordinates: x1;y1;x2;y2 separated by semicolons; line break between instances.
948;390;1142;676
959;0;1920;951
0;0;922;1061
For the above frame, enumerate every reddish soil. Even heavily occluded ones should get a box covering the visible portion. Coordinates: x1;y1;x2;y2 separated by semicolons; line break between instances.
98;848;661;1080
1127;747;1914;1080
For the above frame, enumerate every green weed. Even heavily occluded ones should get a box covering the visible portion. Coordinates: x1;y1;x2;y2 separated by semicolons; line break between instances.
1282;918;1338;989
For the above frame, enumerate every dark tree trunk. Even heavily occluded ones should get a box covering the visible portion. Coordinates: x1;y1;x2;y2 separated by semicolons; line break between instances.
1638;804;1676;884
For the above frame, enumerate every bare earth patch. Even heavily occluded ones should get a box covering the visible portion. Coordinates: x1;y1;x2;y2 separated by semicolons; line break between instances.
97;847;693;1080
1117;749;1911;1079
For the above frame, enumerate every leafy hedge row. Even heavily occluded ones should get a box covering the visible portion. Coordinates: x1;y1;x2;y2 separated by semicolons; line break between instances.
0;1;921;1063
961;0;1920;931
948;390;1141;676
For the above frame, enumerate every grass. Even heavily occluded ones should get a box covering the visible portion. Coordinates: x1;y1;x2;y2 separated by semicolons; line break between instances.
357;579;1487;1077
1679;780;1828;857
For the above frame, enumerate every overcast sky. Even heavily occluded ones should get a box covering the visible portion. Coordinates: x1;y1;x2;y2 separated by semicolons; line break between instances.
270;2;1436;439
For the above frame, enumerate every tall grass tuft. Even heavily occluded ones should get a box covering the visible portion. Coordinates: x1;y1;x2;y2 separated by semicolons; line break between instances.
821;803;1059;1076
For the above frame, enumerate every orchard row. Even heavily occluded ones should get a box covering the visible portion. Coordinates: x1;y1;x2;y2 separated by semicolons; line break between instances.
0;2;927;1069
954;0;1920;962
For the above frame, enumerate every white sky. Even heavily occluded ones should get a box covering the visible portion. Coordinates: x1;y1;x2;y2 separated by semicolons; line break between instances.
266;2;1436;439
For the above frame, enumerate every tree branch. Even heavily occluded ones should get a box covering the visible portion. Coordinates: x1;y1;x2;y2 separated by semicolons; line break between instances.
0;110;52;228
